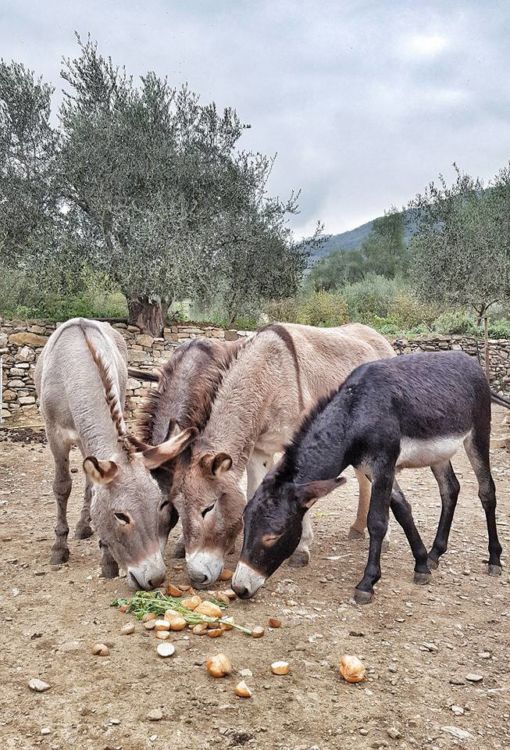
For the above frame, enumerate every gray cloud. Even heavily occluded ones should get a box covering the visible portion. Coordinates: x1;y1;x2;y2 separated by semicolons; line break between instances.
1;0;510;236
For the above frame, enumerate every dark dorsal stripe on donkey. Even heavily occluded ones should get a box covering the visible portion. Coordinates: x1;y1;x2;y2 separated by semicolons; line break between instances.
130;337;247;552
233;351;504;603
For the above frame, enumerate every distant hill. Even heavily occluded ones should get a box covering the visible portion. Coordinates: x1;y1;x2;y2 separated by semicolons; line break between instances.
310;208;417;261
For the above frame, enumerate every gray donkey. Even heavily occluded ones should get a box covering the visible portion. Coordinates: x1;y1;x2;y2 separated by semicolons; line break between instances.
35;318;193;589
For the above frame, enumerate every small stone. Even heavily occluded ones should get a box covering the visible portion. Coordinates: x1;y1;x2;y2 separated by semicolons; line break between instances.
28;678;50;692
92;643;109;656
240;669;253;678
41;727;51;735
387;727;401;739
147;708;163;721
359;728;369;736
451;705;465;716
441;726;473;741
449;676;465;685
465;673;483;682
478;651;491;659
120;622;135;635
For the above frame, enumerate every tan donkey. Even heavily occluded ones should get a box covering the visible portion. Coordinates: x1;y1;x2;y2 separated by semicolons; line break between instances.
162;323;395;586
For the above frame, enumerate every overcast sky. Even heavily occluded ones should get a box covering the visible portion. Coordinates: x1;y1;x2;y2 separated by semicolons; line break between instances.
1;0;510;237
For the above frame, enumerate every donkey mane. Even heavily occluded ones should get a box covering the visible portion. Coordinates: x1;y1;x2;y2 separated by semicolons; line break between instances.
136;338;246;445
277;383;347;483
81;325;134;456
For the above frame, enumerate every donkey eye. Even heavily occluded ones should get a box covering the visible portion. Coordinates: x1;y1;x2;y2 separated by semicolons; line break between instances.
202;504;215;518
160;500;171;510
114;512;131;525
261;532;283;547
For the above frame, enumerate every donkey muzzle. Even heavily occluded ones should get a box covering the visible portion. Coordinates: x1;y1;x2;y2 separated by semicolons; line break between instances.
128;551;166;590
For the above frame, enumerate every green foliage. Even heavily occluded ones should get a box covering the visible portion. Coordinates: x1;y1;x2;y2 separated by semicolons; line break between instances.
359;208;408;278
487;320;510;339
432;311;478;335
307;248;365;291
297;291;348;327
0;60;59;271
263;298;300;324
409;165;510;320
341;275;401;322
308;209;407;294
0;267;127;320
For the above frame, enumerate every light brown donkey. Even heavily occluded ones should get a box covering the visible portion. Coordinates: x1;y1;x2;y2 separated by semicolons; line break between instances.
164;323;395;587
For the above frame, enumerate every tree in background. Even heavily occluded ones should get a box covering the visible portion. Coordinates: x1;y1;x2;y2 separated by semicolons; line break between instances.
409;166;509;323
359;207;407;278
307;248;365;291
0;61;58;272
58;36;306;334
308;207;406;292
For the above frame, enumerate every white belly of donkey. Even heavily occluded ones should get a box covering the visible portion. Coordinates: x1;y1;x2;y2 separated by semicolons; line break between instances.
396;434;468;470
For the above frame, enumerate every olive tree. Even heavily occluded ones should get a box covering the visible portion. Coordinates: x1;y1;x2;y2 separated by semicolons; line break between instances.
409;166;508;323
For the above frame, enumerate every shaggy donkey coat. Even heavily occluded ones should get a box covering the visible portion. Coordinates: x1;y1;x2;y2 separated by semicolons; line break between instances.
168;322;395;587
233;351;503;602
129;337;246;551
35;318;193;588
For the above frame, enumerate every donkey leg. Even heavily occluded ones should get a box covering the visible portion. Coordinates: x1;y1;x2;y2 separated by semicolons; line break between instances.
75;477;94;539
50;446;72;565
427;462;460;569
348;469;390;551
288;511;313;567
246;450;274;500
354;469;394;604
464;432;503;575
348;469;369;539
99;540;119;579
390;481;430;584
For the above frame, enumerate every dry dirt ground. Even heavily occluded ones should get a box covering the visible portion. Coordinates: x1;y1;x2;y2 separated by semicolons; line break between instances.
1;412;510;750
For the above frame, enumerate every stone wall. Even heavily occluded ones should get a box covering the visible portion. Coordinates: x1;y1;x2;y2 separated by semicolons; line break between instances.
0;318;246;424
393;334;510;393
1;320;509;424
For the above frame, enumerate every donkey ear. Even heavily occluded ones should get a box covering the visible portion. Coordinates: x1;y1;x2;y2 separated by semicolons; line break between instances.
294;476;347;509
141;427;197;470
199;452;233;477
83;456;119;485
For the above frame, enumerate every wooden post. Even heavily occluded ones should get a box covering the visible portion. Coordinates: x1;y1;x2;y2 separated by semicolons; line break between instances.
484;316;490;382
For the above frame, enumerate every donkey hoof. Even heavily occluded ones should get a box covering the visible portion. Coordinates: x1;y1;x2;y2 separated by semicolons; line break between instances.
427;556;439;570
74;524;93;540
50;548;69;565
288;550;310;567
488;564;502;577
353;588;373;605
348;527;365;540
414;571;432;585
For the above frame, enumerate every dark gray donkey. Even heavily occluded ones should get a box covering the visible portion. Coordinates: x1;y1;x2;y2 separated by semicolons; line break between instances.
35;318;194;589
233;351;504;603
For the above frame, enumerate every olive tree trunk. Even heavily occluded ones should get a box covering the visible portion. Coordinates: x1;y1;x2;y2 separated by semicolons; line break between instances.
126;296;169;337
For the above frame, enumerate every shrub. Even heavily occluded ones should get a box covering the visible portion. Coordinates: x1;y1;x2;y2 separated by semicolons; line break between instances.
264;298;300;324
432;311;478;336
487;319;510;339
342;275;401;323
388;291;440;330
297;291;348;327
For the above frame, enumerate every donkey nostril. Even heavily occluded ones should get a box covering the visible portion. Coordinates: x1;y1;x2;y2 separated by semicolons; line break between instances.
235;585;250;599
147;572;165;590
